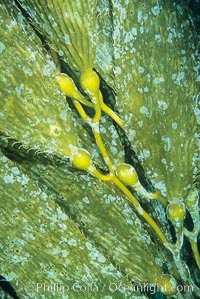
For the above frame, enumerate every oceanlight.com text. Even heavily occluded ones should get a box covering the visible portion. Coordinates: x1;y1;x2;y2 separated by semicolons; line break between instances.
36;282;193;294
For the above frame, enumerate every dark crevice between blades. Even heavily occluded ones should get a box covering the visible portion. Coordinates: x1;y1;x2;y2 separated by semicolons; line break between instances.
13;0;50;51
184;208;194;232
181;236;200;288
0;275;19;299
0;134;70;169
108;0;114;36
188;0;200;32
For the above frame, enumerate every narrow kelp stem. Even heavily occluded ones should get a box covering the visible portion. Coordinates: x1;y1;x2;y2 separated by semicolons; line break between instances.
91;94;101;123
112;176;168;244
149;191;168;207
99;91;125;129
92;127;114;174
73;101;90;122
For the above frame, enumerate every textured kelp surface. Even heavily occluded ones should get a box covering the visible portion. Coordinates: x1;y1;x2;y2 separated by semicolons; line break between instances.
0;1;199;299
110;0;199;199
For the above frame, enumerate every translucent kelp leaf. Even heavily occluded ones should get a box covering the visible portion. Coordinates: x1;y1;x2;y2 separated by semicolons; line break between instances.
112;0;199;200
0;151;142;299
18;0;98;71
0;4;79;158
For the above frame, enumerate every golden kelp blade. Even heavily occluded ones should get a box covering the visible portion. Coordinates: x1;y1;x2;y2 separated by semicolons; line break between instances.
111;0;199;201
18;0;98;71
0;4;79;157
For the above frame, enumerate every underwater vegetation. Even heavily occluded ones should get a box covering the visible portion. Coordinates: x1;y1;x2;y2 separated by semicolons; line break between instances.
0;0;199;298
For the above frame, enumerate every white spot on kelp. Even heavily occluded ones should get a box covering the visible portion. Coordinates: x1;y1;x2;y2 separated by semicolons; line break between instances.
137;11;143;23
162;136;172;152
114;66;122;75
172;71;185;85
43;65;52;76
138;66;144;73
3;174;14;184
155;34;161;42
58;50;64;56
82;196;90;204
154;181;167;197
153;77;165;84
15;83;24;94
158;100;168;111
172;122;178;129
151;5;162;16
140;106;150;117
0;42;5;53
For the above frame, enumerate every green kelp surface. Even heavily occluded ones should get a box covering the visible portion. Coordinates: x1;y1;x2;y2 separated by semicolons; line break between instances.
1;151;147;299
0;2;108;168
0;141;171;299
110;0;199;200
0;4;78;157
0;1;199;299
